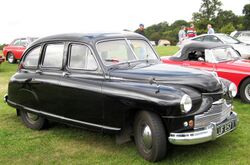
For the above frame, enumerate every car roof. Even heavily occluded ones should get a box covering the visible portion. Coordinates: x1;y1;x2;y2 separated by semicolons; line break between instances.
175;41;233;60
193;33;226;38
30;32;146;46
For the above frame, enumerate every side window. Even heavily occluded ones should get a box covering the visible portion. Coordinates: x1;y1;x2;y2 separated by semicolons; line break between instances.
13;39;21;46
204;36;220;42
69;44;97;70
23;46;41;68
20;39;29;47
193;37;204;41
188;50;205;61
43;44;64;68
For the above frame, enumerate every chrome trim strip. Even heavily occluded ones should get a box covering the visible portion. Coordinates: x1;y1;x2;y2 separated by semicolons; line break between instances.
169;112;238;145
7;99;121;131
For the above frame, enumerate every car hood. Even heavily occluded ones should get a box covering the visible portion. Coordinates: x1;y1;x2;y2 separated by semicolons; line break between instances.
231;43;250;52
109;63;221;92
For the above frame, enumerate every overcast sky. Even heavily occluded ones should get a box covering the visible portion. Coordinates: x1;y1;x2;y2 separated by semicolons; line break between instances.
0;0;249;44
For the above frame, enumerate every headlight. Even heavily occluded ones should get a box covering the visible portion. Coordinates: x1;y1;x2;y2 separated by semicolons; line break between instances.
180;94;192;113
228;83;237;98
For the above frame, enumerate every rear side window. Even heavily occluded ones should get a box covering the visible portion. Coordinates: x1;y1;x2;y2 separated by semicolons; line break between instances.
193;37;204;41
20;39;29;46
12;39;21;46
23;46;41;68
43;44;64;68
69;44;97;70
204;36;220;42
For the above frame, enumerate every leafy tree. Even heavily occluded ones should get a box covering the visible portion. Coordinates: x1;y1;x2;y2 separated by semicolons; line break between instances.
169;20;189;30
214;10;237;29
0;44;7;50
219;23;235;34
243;4;250;30
144;21;170;40
149;32;161;44
193;0;222;21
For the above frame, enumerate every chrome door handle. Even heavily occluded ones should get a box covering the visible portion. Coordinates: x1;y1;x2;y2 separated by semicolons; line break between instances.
63;72;70;77
36;70;42;74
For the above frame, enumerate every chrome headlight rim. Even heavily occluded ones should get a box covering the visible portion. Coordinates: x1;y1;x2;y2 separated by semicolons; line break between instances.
228;83;237;98
180;94;192;113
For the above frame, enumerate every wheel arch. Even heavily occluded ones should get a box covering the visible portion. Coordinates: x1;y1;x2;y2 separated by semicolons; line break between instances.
238;76;250;93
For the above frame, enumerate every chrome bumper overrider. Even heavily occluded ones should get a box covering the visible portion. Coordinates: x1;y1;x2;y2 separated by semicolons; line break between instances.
168;112;238;145
3;94;8;103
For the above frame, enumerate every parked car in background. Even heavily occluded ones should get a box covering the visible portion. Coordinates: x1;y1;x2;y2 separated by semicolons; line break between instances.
0;55;5;64
4;33;238;162
3;37;37;63
230;31;250;44
158;39;171;46
179;33;250;59
162;42;250;103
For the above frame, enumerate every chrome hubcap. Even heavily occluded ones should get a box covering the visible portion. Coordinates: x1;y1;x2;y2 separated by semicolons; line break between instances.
26;112;39;123
8;54;14;63
245;84;250;101
141;124;152;150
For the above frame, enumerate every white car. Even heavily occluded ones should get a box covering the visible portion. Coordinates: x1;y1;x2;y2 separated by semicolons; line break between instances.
179;33;250;59
231;31;250;45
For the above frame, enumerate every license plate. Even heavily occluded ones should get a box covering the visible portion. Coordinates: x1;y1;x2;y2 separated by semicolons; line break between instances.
216;121;236;137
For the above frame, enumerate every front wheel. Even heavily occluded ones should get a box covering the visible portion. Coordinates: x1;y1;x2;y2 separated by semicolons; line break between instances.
7;52;16;64
20;110;48;130
134;111;167;162
240;78;250;103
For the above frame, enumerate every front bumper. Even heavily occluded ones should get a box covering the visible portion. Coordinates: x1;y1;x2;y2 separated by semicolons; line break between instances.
168;111;238;145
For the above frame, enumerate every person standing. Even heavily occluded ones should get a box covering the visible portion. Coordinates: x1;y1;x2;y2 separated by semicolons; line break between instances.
178;25;186;43
207;24;215;34
135;24;145;36
186;23;197;38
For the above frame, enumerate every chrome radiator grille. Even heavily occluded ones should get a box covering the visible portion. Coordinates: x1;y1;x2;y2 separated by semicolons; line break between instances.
194;99;232;129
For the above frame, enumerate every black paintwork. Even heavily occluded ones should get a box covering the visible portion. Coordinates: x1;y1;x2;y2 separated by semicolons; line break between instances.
6;32;231;134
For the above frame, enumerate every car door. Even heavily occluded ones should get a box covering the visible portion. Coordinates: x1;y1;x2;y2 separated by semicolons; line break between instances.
17;38;29;59
9;39;21;58
59;43;104;130
182;60;216;72
182;50;216;72
8;45;42;110
34;43;66;117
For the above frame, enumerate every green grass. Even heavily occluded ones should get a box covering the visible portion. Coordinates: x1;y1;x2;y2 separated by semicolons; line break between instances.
155;46;179;57
0;48;250;164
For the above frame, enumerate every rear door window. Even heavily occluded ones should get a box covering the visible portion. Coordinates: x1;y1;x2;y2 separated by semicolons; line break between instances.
23;46;41;68
42;44;64;68
69;44;98;70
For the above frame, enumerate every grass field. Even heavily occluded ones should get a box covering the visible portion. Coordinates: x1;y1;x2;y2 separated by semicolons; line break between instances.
0;47;250;164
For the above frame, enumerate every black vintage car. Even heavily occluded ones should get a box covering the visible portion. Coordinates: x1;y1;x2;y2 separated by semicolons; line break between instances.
4;32;238;162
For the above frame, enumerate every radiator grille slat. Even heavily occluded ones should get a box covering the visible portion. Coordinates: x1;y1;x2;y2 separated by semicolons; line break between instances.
194;99;232;129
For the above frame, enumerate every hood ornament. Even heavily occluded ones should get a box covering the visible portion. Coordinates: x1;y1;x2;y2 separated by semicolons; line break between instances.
149;77;160;94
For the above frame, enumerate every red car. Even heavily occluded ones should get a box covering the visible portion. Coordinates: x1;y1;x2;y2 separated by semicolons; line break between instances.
162;42;250;103
3;37;37;63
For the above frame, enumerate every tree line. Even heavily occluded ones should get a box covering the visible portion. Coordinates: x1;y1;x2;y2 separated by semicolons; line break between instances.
143;0;250;45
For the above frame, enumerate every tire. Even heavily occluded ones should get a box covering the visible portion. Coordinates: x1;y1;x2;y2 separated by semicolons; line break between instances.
240;78;250;103
134;111;167;162
20;110;48;130
7;52;17;64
